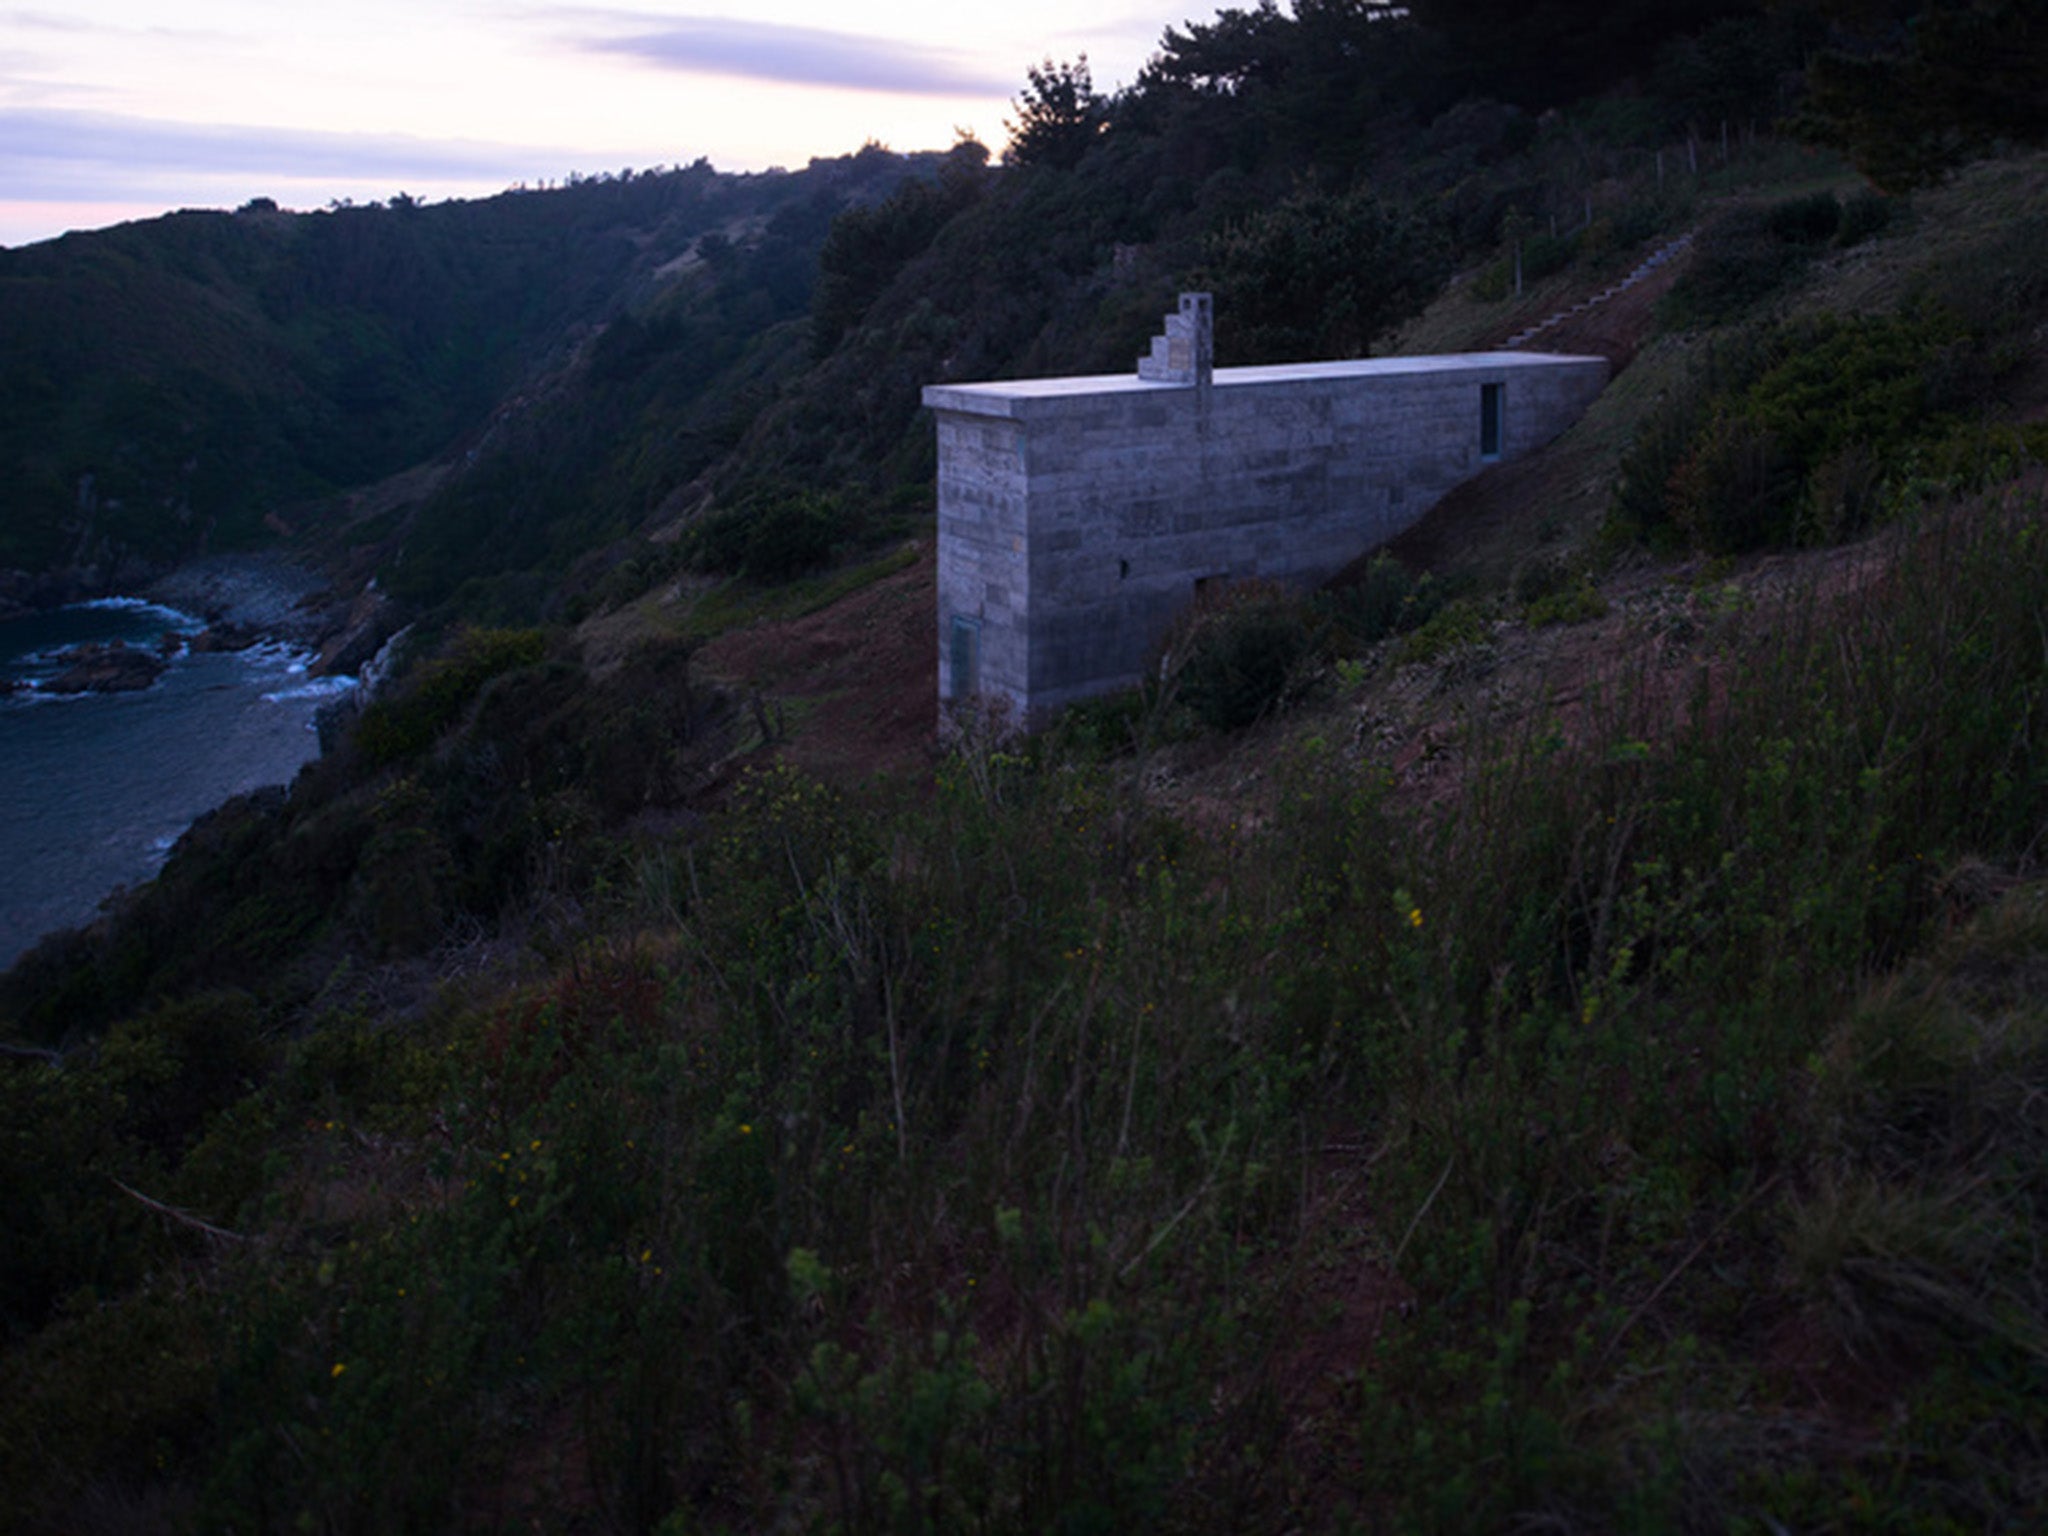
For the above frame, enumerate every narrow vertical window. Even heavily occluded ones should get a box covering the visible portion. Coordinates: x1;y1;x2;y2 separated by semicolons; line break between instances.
1480;382;1504;459
949;615;980;698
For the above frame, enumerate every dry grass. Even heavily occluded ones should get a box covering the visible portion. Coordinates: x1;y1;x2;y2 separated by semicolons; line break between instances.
1791;883;2048;1367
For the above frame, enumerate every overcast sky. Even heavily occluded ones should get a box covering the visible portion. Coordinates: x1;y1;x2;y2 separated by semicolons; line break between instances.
0;2;1170;248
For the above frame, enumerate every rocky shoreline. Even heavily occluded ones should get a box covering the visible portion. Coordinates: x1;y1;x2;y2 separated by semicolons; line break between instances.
2;552;402;702
44;640;169;695
143;553;399;676
38;625;279;696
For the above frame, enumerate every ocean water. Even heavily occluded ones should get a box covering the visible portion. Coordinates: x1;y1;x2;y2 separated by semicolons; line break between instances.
0;597;354;970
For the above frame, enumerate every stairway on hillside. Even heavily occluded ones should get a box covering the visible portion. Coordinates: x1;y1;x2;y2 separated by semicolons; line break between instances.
1502;230;1696;354
1348;229;1702;578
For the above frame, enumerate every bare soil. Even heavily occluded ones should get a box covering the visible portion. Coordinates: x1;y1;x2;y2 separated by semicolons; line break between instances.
694;541;940;788
1374;240;1694;578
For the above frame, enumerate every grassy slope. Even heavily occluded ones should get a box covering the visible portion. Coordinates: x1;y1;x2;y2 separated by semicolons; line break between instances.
2;144;2046;1533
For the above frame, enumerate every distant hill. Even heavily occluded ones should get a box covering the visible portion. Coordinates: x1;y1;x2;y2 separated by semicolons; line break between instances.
0;148;940;597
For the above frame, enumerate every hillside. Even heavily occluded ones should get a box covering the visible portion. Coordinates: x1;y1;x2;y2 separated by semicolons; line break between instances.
0;147;940;606
4;4;2048;1531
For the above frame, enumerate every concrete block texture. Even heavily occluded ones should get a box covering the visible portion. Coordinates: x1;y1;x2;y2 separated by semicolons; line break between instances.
927;348;1607;725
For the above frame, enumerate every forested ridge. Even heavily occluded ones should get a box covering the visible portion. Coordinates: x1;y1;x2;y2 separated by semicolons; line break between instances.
11;1;2038;620
0;149;931;595
5;3;2048;1531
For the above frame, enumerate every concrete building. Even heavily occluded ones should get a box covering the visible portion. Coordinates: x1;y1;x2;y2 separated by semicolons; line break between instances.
924;295;1607;726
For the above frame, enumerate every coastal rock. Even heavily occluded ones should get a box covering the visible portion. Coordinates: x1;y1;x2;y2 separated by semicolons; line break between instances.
47;640;167;694
312;586;400;677
187;623;261;653
145;555;332;648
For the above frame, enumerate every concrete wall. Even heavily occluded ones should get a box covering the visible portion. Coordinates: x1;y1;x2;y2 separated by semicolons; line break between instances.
927;349;1607;725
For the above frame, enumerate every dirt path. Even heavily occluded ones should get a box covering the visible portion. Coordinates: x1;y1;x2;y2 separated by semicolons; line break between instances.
695;541;938;787
1370;236;1697;579
1494;230;1695;368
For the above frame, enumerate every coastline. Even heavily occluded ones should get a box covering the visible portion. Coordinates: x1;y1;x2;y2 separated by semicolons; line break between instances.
0;556;389;974
143;553;336;647
3;548;398;674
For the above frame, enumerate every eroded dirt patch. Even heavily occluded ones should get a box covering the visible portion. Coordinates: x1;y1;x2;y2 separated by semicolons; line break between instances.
695;542;939;787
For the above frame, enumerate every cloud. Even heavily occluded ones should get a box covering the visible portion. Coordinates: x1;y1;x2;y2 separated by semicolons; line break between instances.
0;10;228;45
574;13;1011;97
0;10;92;30
0;107;569;203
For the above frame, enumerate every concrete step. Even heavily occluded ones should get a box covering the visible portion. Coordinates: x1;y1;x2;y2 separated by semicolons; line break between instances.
1505;230;1699;347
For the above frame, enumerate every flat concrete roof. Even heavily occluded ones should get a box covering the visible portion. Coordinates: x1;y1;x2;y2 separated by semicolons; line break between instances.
922;350;1606;419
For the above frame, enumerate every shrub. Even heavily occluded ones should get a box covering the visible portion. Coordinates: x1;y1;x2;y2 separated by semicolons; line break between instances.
686;485;850;582
1511;553;1571;607
574;539;690;618
1765;190;1843;246
1520;229;1578;281
813;161;985;354
1612;309;1985;553
1159;580;1323;731
1667;407;1801;552
1049;688;1151;758
353;627;548;765
1319;553;1452;646
1835;188;1894;247
1738;310;1956;464
1661;207;1807;327
1800;442;1886;544
1609;194;1686;251
0;1282;217;1522
98;991;270;1155
1397;595;1490;663
1200;187;1450;363
1608;386;1705;550
1525;576;1609;627
347;816;453;957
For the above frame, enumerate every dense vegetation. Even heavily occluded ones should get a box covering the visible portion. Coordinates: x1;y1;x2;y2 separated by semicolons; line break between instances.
7;485;2046;1530
0;150;936;588
12;3;2039;621
5;1;2048;1530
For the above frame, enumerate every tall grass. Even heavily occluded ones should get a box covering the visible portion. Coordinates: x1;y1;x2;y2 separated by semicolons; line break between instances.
1349;489;2048;1527
4;489;2045;1531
